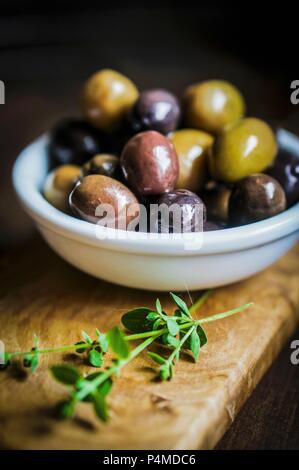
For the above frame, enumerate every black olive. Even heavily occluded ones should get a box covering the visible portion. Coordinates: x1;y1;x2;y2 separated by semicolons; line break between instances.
49;118;107;166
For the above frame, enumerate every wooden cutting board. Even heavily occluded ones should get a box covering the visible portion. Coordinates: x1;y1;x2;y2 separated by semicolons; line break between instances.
0;236;299;450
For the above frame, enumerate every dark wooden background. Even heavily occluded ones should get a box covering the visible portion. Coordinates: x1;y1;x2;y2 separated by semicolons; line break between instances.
0;2;298;449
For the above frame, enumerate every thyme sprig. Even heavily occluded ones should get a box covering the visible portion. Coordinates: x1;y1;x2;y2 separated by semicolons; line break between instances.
0;291;253;422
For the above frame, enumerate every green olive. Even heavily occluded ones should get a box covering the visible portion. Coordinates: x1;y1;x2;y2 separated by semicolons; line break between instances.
201;182;232;222
43;164;81;212
82;69;139;132
209;118;277;183
183;80;245;134
168;129;213;192
81;154;120;179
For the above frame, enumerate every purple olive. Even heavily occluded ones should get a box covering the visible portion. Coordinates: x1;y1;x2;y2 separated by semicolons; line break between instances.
267;149;299;207
152;189;206;233
126;89;181;135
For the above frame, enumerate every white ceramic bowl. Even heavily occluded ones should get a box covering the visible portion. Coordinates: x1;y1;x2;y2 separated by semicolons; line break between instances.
13;134;299;291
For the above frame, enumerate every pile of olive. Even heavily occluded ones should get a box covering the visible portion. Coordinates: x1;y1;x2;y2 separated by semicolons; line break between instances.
44;68;299;232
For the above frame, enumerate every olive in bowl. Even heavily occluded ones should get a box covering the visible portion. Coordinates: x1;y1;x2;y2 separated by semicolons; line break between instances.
82;69;139;132
126;88;181;135
267;149;299;207
121;130;179;196
168;129;213;192
229;174;287;226
183;80;245;134
43;164;81;212
49;118;105;167
153;189;206;233
201;182;232;223
203;221;227;231
69;174;140;229
209;118;277;183
81;154;121;180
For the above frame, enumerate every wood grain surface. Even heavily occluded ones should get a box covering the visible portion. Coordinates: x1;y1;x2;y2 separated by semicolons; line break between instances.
0;237;298;450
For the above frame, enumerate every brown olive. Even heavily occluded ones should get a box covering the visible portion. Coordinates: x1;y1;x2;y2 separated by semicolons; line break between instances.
201;182;232;222
81;154;121;179
229;174;287;226
69;175;140;230
43;164;81;212
183;80;245;134
82;69;139;132
121;130;179;196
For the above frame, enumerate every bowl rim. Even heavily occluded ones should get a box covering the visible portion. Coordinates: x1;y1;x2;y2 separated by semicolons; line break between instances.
12;134;299;256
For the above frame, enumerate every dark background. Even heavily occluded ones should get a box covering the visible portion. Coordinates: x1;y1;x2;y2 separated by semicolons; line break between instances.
0;1;298;449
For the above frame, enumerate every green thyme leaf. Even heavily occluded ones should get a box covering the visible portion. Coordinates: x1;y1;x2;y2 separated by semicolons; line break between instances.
146;311;159;321
170;292;192;318
159;363;172;381
152;318;162;330
51;364;81;385
84;373;113;398
56;399;75;419
93;392;109;422
85;371;102;381
97;378;113;397
23;353;34;368
121;308;154;332
0;352;11;370
166;317;179;336
74;341;86;353
165;334;180;348
97;333;109;353
147;352;166;365
196;324;208;348
190;329;200;362
182;324;208;350
88;349;103;367
107;327;129;359
75;378;95;397
30;353;39;373
156;299;163;316
159;333;169;345
81;330;92;345
174;309;191;322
